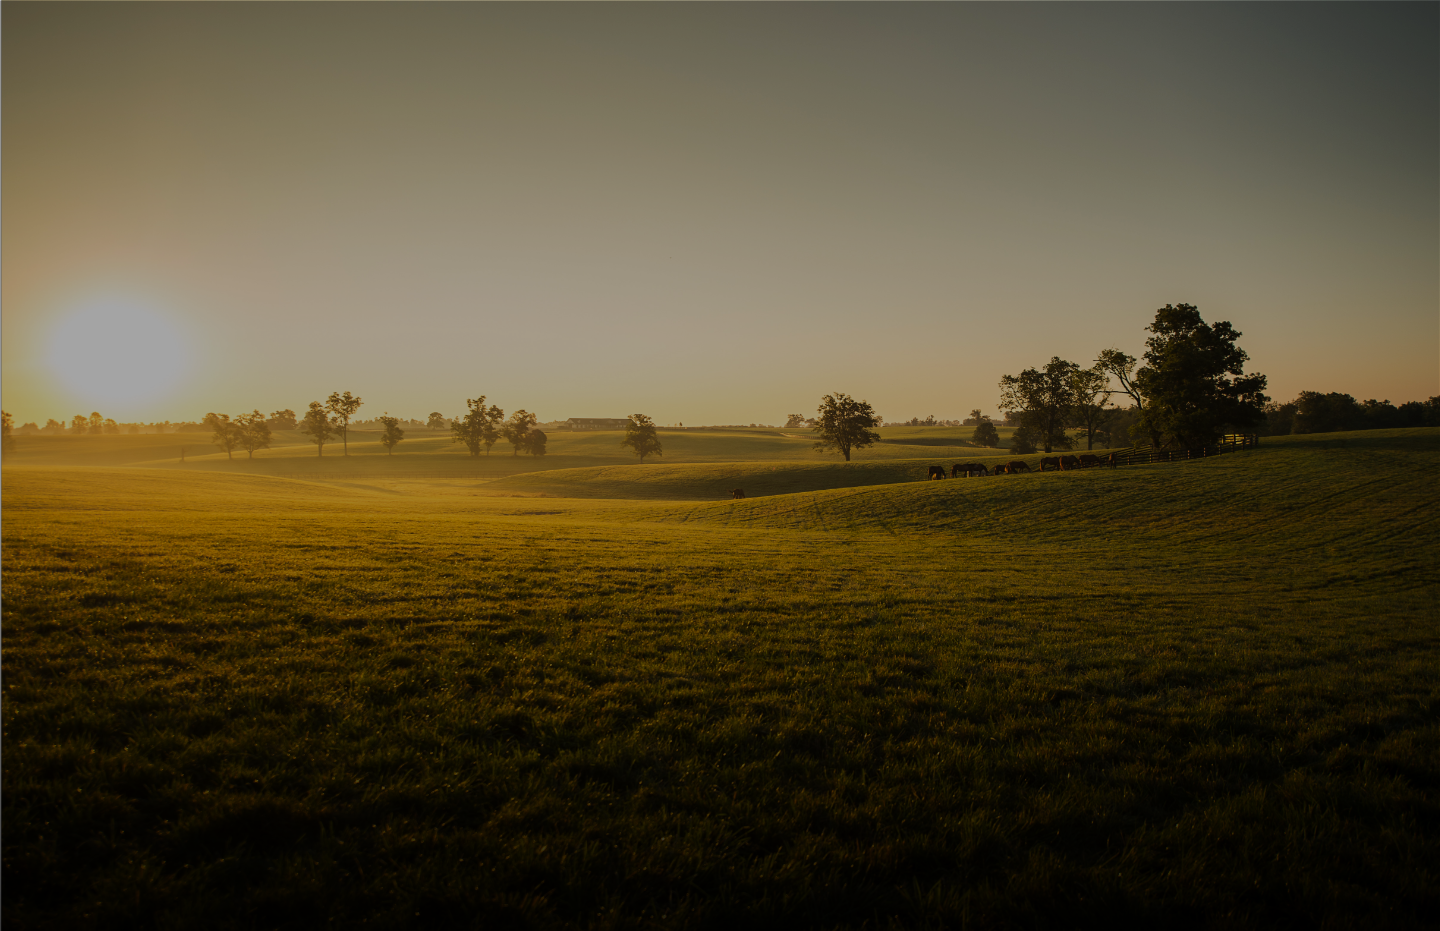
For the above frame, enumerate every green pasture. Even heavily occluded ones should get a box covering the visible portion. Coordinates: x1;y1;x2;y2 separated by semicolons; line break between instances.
3;429;1437;928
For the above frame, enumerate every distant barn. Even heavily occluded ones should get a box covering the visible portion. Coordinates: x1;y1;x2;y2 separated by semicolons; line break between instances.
565;418;632;430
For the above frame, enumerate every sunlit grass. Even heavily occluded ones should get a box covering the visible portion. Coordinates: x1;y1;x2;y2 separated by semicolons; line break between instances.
2;429;1436;927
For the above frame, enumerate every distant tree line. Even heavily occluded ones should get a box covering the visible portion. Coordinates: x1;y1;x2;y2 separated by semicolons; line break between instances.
1260;393;1440;436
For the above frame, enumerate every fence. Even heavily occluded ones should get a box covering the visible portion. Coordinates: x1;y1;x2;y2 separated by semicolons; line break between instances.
1104;434;1259;468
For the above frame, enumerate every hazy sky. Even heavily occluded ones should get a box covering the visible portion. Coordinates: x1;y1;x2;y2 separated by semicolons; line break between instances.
4;3;1436;426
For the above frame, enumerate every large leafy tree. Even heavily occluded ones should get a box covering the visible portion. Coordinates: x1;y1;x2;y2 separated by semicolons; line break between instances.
203;412;240;459
812;392;880;462
1096;348;1160;448
427;412;448;430
326;391;363;456
299;402;336;456
267;409;297;431
621;414;663;462
1069;365;1112;451
502;410;539;456
999;358;1078;454
378;414;405;455
235;410;272;459
451;396;500;457
1130;304;1268;449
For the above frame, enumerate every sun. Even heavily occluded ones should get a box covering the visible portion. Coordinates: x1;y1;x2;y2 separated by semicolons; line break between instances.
45;297;191;411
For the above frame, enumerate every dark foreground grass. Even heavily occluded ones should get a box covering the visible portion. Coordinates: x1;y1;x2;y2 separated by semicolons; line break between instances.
3;430;1438;929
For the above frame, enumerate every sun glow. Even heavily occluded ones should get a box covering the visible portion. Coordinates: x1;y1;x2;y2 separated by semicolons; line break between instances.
45;297;191;412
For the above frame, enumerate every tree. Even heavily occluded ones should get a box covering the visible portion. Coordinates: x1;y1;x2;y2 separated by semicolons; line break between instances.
1129;304;1268;449
299;402;336;456
811;393;881;462
503;410;538;456
427;412;448;430
235;410;272;459
523;428;547;456
451;396;498;457
971;419;999;447
268;409;297;431
784;414;807;429
378;414;405;455
88;412;104;435
1;411;12;455
999;358;1078;453
1096;349;1161;449
325;391;363;456
204;412;240;459
621;414;663;461
1069;365;1112;450
70;414;88;434
1009;424;1039;455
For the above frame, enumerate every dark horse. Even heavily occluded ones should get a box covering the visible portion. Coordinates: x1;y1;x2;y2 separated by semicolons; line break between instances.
1040;456;1062;472
952;463;988;477
731;489;745;499
1006;460;1032;474
1078;454;1103;468
1061;455;1081;470
928;465;947;480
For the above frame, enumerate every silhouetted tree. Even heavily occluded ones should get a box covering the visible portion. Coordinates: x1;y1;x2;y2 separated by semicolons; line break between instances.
971;419;999;447
1069;365;1111;450
621;414;664;461
377;414;405;455
326;391;363;456
999;358;1078;453
1096;349;1160;448
503;410;538;456
1009;424;1039;455
812;393;881;462
299;402;336;456
70;414;88;434
523;428;547;456
268;409;297;431
235;410;272;458
784;414;807;429
1130;304;1268;448
452;396;498;457
88;412;104;435
427;412;448;430
204;412;240;459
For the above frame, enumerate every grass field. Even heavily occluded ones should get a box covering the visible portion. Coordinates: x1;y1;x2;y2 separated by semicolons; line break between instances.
3;428;1437;928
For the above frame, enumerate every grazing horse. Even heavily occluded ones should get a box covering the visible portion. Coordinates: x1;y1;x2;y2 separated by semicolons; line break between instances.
953;463;988;477
1040;456;1062;472
731;489;745;499
1079;454;1102;468
1106;452;1118;468
928;465;947;480
1006;460;1032;474
1061;455;1081;471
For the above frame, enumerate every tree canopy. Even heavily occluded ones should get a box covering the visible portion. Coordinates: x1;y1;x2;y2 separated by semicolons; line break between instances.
378;415;405;455
503;410;539;456
235;410;272;459
811;393;880;462
452;397;504;457
299;402;336;456
326;391;363;456
999;358;1078;454
621;414;663;462
203;412;240;459
1129;304;1268;449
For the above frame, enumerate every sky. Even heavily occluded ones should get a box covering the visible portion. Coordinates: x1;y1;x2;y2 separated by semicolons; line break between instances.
4;2;1436;427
